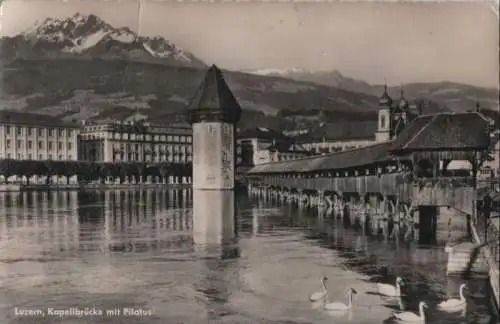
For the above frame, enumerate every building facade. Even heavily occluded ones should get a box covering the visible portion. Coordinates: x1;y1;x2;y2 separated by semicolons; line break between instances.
0;111;80;161
237;127;311;166
78;119;193;164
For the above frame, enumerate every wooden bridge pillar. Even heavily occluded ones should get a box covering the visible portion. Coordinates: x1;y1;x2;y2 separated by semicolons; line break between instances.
418;206;438;245
317;190;325;208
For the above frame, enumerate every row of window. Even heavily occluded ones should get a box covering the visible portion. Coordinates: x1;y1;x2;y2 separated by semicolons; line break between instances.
4;140;74;151
113;153;192;163
2;153;73;160
81;133;192;143
112;143;191;153
4;126;76;137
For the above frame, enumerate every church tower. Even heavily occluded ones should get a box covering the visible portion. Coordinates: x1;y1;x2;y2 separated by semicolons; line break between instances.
392;86;410;138
375;83;393;142
187;65;242;190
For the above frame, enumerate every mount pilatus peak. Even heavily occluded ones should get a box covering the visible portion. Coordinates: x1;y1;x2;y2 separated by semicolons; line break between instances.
7;13;204;66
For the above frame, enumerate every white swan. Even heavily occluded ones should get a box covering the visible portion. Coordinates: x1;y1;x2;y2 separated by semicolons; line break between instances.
377;277;404;297
324;288;357;311
393;301;427;323
437;283;467;311
309;276;328;302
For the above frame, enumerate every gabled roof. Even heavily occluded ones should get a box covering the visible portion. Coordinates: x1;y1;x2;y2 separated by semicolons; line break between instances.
391;112;491;152
186;64;242;124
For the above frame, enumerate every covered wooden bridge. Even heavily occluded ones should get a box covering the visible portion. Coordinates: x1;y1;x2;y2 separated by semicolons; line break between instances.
246;112;493;235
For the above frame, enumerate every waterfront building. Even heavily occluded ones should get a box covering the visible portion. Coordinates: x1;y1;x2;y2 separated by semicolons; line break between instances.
0;111;80;183
0;111;80;161
78;118;193;164
237;127;311;166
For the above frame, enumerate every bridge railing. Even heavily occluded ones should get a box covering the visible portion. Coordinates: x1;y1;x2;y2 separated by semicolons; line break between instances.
251;174;476;207
254;173;407;197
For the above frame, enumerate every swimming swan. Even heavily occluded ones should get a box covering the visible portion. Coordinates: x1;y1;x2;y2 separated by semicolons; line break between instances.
324;288;357;311
437;284;467;311
393;301;427;323
377;277;404;297
309;276;328;302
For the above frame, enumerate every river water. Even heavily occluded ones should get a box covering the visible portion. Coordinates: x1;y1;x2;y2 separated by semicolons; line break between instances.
0;189;497;324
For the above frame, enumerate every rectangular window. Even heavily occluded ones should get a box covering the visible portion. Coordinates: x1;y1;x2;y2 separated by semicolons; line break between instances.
17;140;22;149
6;126;11;135
48;142;53;150
17;127;22;135
68;142;72;150
27;127;33;136
6;140;11;149
38;128;44;136
58;142;63;150
28;140;32;149
38;141;43;149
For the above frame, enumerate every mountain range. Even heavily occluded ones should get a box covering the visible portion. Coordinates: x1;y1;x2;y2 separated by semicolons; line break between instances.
0;13;498;131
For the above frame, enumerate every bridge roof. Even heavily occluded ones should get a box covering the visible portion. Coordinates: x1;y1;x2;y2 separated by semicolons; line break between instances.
390;112;491;152
247;112;491;175
248;141;395;174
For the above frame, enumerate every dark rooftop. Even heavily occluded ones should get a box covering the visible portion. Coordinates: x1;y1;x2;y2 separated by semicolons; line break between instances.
296;121;377;143
391;112;491;152
186;64;242;124
237;127;284;140
0;110;80;128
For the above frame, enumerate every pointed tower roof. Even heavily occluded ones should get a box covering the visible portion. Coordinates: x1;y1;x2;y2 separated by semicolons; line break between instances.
397;84;409;111
379;82;393;107
187;64;242;124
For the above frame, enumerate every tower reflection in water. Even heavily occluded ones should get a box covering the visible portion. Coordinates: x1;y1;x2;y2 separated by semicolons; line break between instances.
191;189;240;322
192;189;239;259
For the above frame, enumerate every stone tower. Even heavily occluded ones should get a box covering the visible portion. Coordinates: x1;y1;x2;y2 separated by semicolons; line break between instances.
187;64;242;190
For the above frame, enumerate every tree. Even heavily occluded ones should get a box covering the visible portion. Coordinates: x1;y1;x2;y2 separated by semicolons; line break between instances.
42;160;57;184
0;159;18;183
61;161;79;184
19;160;39;185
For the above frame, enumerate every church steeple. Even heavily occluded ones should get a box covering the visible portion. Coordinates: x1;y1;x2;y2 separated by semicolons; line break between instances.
379;79;392;107
398;82;409;110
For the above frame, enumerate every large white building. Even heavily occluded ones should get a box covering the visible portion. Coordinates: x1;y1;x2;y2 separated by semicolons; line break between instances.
79;116;193;164
0;111;80;161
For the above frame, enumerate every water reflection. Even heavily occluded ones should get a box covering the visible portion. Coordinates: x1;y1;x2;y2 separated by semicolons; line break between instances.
0;191;497;324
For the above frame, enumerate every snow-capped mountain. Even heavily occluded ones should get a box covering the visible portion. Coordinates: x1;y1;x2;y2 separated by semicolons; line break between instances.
1;13;206;67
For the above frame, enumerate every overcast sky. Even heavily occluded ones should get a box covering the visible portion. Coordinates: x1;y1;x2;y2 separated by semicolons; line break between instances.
1;0;498;88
